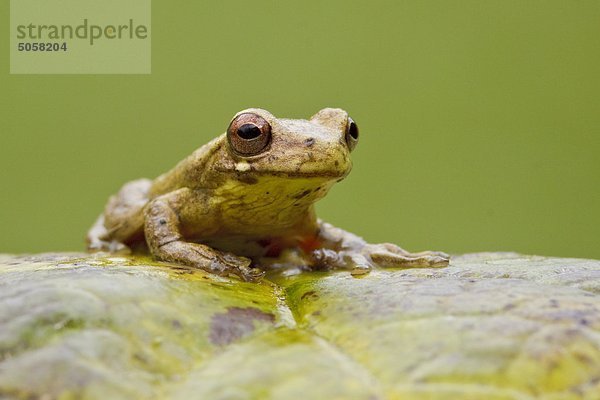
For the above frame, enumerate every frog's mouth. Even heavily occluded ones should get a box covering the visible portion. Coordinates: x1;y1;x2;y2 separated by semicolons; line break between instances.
222;162;351;186
222;137;352;177
259;168;351;180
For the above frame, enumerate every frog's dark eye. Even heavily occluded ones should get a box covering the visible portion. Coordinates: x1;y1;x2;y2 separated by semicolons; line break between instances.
345;117;359;151
227;113;272;156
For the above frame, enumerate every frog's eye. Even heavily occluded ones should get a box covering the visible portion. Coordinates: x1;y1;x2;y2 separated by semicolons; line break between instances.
227;113;272;156
345;117;359;151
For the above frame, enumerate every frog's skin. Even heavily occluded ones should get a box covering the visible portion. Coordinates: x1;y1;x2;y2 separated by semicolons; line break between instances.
87;108;449;281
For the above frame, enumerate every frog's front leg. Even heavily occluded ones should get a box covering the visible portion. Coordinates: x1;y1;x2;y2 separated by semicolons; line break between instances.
144;189;264;282
314;220;450;275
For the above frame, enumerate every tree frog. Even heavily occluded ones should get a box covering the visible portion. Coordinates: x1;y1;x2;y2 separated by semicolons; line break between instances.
87;108;449;281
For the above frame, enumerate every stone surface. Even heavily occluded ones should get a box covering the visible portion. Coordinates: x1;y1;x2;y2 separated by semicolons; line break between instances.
1;252;600;399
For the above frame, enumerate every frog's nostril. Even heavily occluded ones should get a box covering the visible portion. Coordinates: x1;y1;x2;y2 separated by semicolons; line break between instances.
304;137;315;147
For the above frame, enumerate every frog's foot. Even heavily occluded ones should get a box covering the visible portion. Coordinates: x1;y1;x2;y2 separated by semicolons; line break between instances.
87;239;131;255
157;241;265;282
215;251;266;282
363;243;450;268
310;248;344;270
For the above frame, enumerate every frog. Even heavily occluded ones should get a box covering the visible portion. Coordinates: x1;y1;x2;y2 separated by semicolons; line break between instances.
87;108;449;281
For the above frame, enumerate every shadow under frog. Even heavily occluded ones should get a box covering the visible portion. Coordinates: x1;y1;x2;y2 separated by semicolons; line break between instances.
87;108;449;281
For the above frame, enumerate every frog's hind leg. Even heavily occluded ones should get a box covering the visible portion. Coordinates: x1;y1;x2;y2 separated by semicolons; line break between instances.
87;214;131;253
314;220;450;274
87;178;152;253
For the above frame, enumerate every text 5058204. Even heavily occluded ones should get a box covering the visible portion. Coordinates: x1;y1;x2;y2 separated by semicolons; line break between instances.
17;42;67;51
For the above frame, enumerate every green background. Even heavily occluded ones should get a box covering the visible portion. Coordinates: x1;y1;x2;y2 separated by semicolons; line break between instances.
1;1;599;258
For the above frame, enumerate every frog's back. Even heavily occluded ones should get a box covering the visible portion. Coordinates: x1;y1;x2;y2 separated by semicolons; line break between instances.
149;135;224;197
91;136;224;248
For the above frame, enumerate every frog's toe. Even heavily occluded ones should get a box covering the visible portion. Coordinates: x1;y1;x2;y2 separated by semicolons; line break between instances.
426;254;450;267
238;266;266;282
364;243;450;268
215;253;264;281
310;248;343;270
413;250;450;259
365;243;409;256
369;250;449;268
350;263;372;276
219;253;252;268
344;253;373;276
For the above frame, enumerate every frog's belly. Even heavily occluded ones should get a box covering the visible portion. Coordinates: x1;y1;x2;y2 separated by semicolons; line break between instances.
185;211;317;258
200;236;272;258
200;233;317;259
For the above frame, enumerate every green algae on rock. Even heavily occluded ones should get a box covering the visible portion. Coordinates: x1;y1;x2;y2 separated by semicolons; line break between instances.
1;252;600;399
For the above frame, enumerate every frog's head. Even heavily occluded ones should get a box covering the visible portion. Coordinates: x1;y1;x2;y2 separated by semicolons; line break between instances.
216;107;357;179
208;107;358;208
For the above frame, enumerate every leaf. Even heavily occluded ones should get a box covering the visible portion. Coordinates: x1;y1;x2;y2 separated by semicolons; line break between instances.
1;252;599;399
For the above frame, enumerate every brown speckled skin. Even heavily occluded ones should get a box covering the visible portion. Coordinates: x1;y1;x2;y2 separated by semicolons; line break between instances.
87;108;449;281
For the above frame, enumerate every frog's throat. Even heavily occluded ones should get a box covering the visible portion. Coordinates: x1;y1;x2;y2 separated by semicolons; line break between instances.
215;175;337;208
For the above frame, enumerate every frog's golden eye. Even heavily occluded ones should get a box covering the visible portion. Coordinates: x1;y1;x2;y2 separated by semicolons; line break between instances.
345;117;359;151
227;113;272;156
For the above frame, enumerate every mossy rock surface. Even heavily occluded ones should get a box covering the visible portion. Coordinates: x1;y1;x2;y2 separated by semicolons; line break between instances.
1;252;600;399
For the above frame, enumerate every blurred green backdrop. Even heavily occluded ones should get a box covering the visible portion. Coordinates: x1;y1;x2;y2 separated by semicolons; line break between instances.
1;1;599;258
